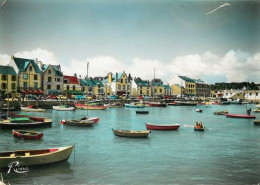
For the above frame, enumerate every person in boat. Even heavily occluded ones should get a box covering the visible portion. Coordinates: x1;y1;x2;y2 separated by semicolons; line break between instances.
247;108;251;115
195;122;199;128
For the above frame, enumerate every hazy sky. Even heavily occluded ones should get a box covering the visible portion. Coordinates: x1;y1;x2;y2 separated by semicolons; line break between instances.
0;0;259;84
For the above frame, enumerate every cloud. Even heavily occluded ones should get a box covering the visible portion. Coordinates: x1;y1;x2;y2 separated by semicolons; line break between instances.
0;48;259;84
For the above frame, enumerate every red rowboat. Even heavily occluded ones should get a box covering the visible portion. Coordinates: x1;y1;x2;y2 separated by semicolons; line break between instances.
146;123;180;130
12;130;43;140
146;102;167;107
225;114;256;119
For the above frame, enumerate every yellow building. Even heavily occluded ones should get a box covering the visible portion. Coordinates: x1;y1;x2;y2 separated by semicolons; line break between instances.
107;72;132;96
134;78;152;97
0;65;17;97
171;84;183;96
179;76;210;97
9;56;43;94
79;78;105;98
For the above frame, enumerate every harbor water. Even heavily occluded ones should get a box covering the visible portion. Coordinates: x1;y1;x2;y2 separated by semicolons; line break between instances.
1;104;260;185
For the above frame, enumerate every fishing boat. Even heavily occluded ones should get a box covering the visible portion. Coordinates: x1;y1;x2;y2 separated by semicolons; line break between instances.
253;108;260;113
53;105;75;111
225;113;256;119
20;105;45;112
0;113;52;129
0;145;74;168
214;110;228;115
74;103;107;110
146;102;167;107
112;129;151;138
175;101;197;106
136;111;149;114
195;108;203;112
106;102;122;108
60;118;96;127
194;125;205;131
125;103;145;108
12;129;43;140
145;123;180;130
168;102;180;106
253;120;260;126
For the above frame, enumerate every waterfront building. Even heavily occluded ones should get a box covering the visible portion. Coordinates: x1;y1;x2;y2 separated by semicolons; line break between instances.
171;84;184;97
133;77;152;98
80;78;105;98
106;72;133;97
41;64;64;95
221;89;243;99
243;90;260;103
63;75;83;95
164;85;172;99
0;65;17;98
178;75;210;98
9;56;43;95
151;79;165;98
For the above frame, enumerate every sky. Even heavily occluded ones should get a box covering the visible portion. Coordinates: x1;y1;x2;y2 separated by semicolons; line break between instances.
0;0;259;84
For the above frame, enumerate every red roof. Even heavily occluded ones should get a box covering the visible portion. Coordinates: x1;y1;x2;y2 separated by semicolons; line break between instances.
64;75;79;84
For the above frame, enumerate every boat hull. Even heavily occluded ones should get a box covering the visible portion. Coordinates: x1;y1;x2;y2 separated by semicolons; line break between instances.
113;129;151;138
194;127;205;131
74;103;107;110
53;106;75;111
146;123;180;130
0;120;52;129
12;130;43;140
0;145;74;168
146;103;166;107
254;120;260;126
225;114;256;119
21;107;46;112
60;120;94;127
136;111;149;114
125;104;144;108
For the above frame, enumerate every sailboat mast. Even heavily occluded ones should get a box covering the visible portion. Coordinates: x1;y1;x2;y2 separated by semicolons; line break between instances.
6;65;9;117
153;68;155;101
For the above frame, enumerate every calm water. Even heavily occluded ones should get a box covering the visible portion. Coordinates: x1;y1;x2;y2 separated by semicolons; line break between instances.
1;104;260;185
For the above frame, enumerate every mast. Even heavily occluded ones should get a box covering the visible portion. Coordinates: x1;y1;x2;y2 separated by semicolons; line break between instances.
153;68;155;101
6;65;9;117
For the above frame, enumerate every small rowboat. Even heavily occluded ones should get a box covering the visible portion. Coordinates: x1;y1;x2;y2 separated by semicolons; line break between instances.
253;120;260;126
196;108;203;112
168;102;180;106
214;110;228;115
53;105;75;111
146;102;167;107
74;103;107;110
136;111;149;114
60;119;95;127
125;103;145;108
194;126;205;131
0;145;74;168
253;109;260;113
112;129;151;138
225;114;256;119
146;123;180;130
12;130;43;140
21;105;46;112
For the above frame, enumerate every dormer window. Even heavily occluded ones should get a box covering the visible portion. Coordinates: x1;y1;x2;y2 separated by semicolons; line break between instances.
29;66;32;71
48;70;51;74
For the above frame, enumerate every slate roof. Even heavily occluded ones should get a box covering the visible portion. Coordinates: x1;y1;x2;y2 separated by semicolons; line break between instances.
0;65;17;75
80;79;104;87
179;75;205;83
42;64;63;77
164;85;172;90
13;57;42;73
135;80;150;87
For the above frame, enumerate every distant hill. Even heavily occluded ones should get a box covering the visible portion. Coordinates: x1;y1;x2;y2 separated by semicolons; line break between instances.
210;82;260;90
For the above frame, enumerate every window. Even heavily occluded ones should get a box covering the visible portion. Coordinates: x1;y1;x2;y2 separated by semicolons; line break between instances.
34;75;37;80
147;90;149;95
123;85;125;90
125;79;127;83
121;79;123;83
67;86;69;90
82;87;85;91
11;83;16;90
47;85;51;89
118;84;121;90
249;93;252;96
140;90;142;94
1;75;7;80
48;70;51;74
57;78;60;82
73;86;75;90
24;82;28;87
11;76;16;81
34;82;38;88
29;66;32;71
48;77;52;82
127;85;130;90
160;89;162;93
256;93;258;96
23;74;28;80
57;85;60;90
1;83;7;89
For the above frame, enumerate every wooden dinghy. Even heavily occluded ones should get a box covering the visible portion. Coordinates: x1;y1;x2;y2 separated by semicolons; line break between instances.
194;126;205;131
253;120;260;126
60;119;95;127
146;123;180;130
225;114;256;119
214;110;228;115
12;129;43;140
74;103;107;110
112;129;151;138
53;105;75;111
136;111;149;114
21;105;46;112
0;145;74;168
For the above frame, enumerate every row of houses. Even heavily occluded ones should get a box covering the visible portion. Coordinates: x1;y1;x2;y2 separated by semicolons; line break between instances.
0;56;215;99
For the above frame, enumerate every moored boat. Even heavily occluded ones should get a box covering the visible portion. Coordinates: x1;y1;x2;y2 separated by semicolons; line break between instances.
146;102;167;107
0;145;74;168
145;123;180;130
194;126;205;131
214;110;228;115
21;105;45;112
60;119;95;127
112;129;151;138
125;103;145;108
136;111;149;114
12;129;43;140
253;120;260;126
225;114;256;119
106;102;122;108
253;108;260;113
195;108;203;112
53;105;75;111
168;102;180;106
74;103;107;110
0;113;52;129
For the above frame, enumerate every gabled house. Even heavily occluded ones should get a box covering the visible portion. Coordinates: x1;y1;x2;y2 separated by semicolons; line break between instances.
63;75;82;95
151;79;165;97
0;65;17;98
80;78;105;98
41;64;64;95
164;84;172;98
134;77;152;97
9;56;43;95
